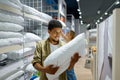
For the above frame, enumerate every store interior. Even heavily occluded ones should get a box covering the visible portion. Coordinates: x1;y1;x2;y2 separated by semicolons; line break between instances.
0;0;120;80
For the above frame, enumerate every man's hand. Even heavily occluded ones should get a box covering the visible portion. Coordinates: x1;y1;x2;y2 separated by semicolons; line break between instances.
44;65;59;74
68;53;81;70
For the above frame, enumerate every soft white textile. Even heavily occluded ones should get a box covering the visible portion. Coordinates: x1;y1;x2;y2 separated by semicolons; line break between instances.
23;5;52;21
5;70;24;80
98;21;105;79
44;33;87;80
26;64;37;73
0;22;24;31
7;47;33;60
0;0;22;10
0;31;23;39
0;38;23;47
23;5;41;16
0;54;7;61
24;33;42;42
8;0;22;7
107;15;113;56
0;13;24;25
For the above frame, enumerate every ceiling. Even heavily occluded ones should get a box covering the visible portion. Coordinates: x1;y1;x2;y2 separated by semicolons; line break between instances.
50;0;120;27
65;0;120;26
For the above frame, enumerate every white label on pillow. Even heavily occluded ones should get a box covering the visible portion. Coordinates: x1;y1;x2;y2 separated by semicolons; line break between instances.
44;33;87;80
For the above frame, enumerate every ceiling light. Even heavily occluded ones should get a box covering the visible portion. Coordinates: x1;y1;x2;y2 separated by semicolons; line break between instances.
81;21;83;24
97;10;101;14
97;20;100;23
105;12;108;15
76;0;79;2
87;24;90;27
81;22;83;25
100;17;103;20
79;12;82;14
77;9;80;11
79;16;82;18
95;22;98;25
115;0;120;5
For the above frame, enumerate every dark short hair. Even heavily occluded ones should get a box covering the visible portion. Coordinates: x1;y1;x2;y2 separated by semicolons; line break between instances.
48;20;62;30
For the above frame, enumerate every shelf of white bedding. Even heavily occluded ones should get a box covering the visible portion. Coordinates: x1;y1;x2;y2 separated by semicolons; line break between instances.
0;59;24;79
0;3;49;24
23;12;48;24
0;55;33;80
0;42;36;54
0;3;23;16
24;42;36;48
0;44;23;54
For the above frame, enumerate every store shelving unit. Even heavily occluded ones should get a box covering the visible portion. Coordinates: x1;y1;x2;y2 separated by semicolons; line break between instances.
0;0;52;79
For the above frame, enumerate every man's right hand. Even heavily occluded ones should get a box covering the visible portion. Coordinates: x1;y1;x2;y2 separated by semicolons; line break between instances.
44;65;59;74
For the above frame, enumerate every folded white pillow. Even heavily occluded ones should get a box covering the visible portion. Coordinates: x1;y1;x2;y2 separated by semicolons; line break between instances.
24;33;42;42
0;0;22;10
23;5;52;22
40;12;52;21
0;38;23;47
0;13;24;25
0;54;7;61
8;0;22;7
44;33;87;80
7;47;33;60
0;22;24;31
5;70;24;80
0;31;23;39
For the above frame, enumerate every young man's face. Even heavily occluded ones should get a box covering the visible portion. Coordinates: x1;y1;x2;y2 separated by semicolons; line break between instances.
48;28;62;42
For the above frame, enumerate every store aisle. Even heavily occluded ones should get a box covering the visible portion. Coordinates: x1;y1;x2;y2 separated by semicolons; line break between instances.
74;57;93;80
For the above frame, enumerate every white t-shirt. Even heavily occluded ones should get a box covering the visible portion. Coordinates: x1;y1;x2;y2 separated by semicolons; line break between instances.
50;43;60;52
50;43;60;80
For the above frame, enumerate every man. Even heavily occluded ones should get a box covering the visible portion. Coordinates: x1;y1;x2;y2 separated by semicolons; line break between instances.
32;20;80;80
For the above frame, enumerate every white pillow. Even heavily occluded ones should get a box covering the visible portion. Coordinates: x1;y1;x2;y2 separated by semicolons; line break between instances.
24;33;42;42
26;64;37;73
23;5;41;16
8;0;22;7
0;54;7;61
44;33;87;80
0;38;23;47
0;31;23;39
0;22;24;31
23;5;52;22
0;0;22;10
7;48;33;60
0;13;24;25
5;70;24;80
40;12;52;21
